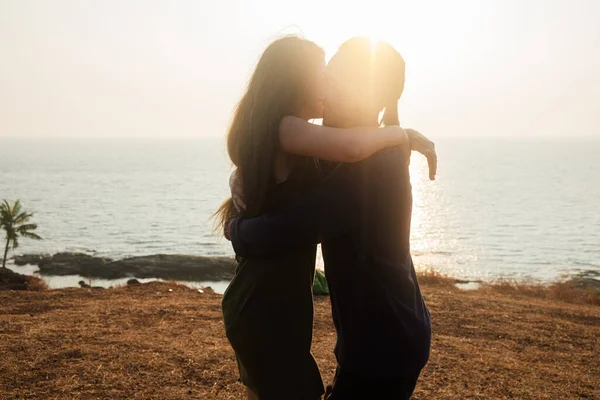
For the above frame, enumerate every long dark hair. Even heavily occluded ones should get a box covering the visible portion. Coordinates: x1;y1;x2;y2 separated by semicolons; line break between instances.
336;37;406;126
215;36;325;229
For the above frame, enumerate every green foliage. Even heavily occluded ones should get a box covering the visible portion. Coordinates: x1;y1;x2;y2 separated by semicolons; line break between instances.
0;200;42;269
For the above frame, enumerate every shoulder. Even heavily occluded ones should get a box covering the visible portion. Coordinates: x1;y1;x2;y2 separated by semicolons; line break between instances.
372;146;406;163
346;148;408;189
354;147;407;172
322;148;406;184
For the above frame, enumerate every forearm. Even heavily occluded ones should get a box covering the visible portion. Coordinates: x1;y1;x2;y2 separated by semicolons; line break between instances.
230;164;363;257
279;116;408;163
229;206;322;256
342;125;407;162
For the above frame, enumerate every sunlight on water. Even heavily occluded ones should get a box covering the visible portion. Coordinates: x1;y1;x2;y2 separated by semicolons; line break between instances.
1;137;599;285
410;155;426;256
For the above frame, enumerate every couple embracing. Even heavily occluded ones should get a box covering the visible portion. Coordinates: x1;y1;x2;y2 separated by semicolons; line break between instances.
216;36;437;400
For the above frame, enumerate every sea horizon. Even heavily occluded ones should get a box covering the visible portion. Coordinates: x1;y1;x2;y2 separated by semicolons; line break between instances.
1;136;599;289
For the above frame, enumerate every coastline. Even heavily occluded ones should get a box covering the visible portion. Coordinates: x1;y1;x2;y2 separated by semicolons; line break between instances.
0;280;598;399
5;252;600;299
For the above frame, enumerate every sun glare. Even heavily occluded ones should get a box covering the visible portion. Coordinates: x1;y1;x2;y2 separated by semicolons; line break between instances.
369;35;380;60
369;35;380;48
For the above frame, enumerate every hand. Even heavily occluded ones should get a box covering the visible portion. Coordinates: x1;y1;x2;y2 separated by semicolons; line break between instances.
224;217;235;241
406;129;437;180
229;169;247;212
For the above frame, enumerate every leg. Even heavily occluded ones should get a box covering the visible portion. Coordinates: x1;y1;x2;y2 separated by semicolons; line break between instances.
328;368;421;400
326;367;357;400
246;387;260;400
372;371;422;400
396;371;421;400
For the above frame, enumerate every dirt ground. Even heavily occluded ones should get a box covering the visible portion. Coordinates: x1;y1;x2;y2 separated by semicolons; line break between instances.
0;281;598;399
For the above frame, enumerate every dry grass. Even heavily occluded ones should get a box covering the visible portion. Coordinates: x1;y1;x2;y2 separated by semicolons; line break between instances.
547;281;599;305
415;269;459;288
480;279;599;306
24;275;49;291
0;281;598;399
415;268;599;306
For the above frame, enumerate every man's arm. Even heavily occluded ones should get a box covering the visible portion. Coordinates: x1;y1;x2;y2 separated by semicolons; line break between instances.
229;162;362;256
229;148;403;257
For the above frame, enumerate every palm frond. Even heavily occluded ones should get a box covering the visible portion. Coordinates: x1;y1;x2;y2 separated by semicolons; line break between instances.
0;201;11;223
14;212;33;224
20;232;42;241
4;226;16;237
16;223;37;233
0;200;41;247
11;200;22;216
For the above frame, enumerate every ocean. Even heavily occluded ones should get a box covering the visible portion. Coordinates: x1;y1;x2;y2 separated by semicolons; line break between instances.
1;137;598;289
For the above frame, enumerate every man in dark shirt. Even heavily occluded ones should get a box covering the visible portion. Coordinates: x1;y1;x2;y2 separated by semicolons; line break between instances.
228;38;433;399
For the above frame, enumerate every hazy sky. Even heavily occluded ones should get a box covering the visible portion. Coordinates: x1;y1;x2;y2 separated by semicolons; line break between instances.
1;0;599;139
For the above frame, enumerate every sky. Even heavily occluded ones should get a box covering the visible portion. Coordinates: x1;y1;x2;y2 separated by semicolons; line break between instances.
0;0;599;139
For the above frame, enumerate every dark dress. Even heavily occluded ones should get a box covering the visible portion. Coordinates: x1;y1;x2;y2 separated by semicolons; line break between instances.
222;157;325;400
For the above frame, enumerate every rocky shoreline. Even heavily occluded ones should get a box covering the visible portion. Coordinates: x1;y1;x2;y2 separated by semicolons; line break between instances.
12;252;237;281
7;252;599;295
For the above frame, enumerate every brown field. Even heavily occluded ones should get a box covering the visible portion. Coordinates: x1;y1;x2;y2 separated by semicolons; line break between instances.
0;279;598;400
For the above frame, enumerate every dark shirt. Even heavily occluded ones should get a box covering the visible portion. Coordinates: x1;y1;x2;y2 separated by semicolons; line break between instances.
229;148;431;377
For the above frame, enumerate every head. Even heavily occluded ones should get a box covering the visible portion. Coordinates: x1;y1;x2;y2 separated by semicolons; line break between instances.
215;36;326;226
323;37;405;128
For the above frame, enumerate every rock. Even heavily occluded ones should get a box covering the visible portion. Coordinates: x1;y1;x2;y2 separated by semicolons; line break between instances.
0;268;29;290
107;254;236;281
200;286;215;295
78;280;91;288
30;252;237;282
38;252;115;277
127;279;141;286
13;254;49;266
565;277;600;292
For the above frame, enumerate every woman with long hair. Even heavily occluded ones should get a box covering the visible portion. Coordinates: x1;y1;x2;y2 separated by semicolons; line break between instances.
216;36;418;400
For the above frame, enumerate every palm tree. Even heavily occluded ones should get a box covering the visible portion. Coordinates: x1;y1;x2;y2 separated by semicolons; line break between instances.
1;200;42;269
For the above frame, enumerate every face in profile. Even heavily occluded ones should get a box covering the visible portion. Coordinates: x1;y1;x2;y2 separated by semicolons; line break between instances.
322;49;377;128
322;56;355;128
